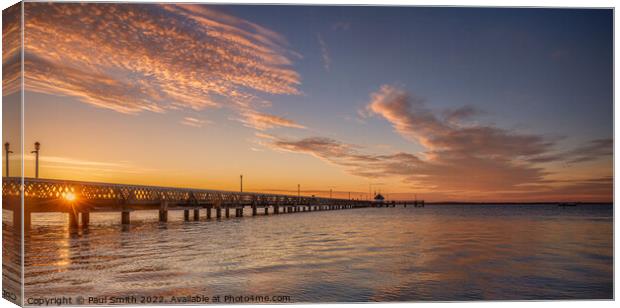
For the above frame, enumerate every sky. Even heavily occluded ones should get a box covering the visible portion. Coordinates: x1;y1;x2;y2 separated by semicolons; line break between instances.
2;3;613;202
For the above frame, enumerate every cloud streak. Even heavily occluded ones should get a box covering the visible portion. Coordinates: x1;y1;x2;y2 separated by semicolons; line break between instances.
240;111;306;130
317;33;331;71
180;117;210;128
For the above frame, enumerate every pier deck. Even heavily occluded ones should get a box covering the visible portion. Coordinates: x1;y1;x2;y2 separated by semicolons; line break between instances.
2;177;424;230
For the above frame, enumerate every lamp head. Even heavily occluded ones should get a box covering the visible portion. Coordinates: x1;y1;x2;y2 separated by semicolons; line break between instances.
34;142;40;151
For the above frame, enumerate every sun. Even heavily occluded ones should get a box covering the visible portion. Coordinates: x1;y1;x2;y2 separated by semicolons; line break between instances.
63;192;77;202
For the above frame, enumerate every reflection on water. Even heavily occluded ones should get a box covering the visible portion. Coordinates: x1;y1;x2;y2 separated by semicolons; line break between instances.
7;204;614;302
2;209;22;305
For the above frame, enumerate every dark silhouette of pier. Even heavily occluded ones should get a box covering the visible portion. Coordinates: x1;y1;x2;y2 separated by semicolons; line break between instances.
2;177;424;231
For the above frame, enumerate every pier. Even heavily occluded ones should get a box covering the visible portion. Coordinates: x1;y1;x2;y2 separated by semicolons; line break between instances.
2;177;424;231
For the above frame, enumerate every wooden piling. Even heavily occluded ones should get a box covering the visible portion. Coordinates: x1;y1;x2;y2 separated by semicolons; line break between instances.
14;208;32;232
69;211;79;228
184;209;190;221
81;211;90;228
193;209;200;221
252;206;257;216
225;207;230;218
274;205;279;214
264;207;268;215
121;210;130;225
216;207;222;218
159;201;168;222
206;207;212;219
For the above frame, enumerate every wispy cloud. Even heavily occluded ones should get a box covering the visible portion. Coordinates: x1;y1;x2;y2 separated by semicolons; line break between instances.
180;117;210;128
528;138;613;164
21;3;301;116
20;154;151;175
239;111;306;130
2;4;21;96
317;33;331;72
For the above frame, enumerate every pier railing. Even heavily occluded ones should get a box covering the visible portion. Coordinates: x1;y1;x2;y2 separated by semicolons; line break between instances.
2;177;422;230
2;177;366;206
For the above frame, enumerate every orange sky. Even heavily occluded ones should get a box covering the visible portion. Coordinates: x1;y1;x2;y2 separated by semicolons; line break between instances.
2;3;613;203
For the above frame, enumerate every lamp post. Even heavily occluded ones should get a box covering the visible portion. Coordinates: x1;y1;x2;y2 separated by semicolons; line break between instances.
4;142;12;177
240;174;243;192
31;142;40;178
297;184;300;203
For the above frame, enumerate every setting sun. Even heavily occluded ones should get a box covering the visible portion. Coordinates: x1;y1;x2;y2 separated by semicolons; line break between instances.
62;191;76;202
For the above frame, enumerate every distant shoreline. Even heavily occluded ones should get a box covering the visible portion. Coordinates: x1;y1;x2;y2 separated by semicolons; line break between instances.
423;202;613;205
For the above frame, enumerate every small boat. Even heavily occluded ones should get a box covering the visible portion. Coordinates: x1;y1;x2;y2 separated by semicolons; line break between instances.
558;202;578;207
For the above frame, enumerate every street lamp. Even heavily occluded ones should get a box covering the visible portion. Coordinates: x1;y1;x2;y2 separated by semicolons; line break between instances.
240;174;243;192
4;142;13;177
31;142;40;178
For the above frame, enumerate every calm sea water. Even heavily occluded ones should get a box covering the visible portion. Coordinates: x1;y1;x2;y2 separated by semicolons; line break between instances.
3;204;614;302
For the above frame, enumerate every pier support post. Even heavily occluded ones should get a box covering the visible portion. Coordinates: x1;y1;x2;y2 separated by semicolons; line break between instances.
15;208;32;232
264;207;268;215
81;211;90;228
121;210;130;225
225;207;230;218
193;209;200;221
159;201;168;222
235;208;241;217
25;210;31;231
252;206;257;216
216;207;222;218
274;205;279;214
184;209;190;221
206;207;212;219
68;211;79;228
12;208;20;231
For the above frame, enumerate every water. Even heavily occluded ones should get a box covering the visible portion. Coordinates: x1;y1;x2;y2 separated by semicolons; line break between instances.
3;204;613;302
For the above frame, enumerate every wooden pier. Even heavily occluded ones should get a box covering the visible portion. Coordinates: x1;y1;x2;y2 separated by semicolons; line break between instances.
2;177;423;231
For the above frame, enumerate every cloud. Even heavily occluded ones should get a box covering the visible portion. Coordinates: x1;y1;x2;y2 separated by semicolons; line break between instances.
20;154;151;175
2;4;21;96
20;3;301;115
262;135;546;192
367;85;554;159
240;111;306;130
526;138;612;164
180;117;210;128
258;85;612;200
317;33;331;71
442;105;483;124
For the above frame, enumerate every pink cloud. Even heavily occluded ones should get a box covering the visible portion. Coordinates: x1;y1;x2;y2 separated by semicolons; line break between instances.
240;111;306;130
20;3;301;115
